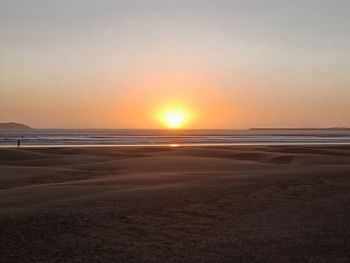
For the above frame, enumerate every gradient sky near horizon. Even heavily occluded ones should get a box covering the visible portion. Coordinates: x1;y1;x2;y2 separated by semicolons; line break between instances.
1;0;349;128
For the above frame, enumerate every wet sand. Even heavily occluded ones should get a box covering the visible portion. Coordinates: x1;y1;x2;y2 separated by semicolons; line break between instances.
1;145;350;262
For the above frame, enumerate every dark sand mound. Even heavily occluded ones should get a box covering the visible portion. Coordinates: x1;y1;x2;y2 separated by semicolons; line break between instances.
1;145;350;262
0;149;51;162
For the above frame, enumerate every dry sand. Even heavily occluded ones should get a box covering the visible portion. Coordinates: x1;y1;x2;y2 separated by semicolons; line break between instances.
0;145;350;262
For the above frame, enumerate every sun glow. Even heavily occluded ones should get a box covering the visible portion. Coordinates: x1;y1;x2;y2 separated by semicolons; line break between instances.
161;108;189;128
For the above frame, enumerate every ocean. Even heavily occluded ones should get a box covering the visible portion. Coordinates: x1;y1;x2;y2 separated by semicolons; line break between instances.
1;129;350;147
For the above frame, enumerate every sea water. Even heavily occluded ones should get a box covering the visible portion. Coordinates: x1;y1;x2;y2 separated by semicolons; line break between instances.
1;129;350;147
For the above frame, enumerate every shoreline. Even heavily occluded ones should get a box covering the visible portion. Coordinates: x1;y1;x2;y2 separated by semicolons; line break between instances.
1;141;350;148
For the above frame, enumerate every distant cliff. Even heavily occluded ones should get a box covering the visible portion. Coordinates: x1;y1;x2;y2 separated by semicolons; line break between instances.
249;127;350;131
0;122;32;129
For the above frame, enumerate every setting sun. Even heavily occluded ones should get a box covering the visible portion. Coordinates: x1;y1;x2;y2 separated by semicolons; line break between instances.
160;108;189;128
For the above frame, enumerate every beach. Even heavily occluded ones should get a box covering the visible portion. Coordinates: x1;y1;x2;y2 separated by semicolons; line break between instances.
1;145;350;262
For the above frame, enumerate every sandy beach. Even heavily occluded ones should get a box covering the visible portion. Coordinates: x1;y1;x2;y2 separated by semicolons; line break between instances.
1;145;350;262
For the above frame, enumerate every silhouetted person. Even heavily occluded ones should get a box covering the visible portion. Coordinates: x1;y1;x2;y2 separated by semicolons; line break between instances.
17;139;21;149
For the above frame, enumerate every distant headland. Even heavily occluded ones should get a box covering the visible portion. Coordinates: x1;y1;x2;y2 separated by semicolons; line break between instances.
0;122;32;129
249;127;350;131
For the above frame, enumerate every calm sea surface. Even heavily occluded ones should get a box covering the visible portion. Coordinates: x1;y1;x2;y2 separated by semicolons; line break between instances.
1;129;350;147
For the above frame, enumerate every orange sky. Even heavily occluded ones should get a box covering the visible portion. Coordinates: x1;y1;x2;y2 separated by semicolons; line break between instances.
1;66;348;129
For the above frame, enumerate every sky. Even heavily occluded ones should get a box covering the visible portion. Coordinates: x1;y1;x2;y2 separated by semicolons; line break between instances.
0;0;349;128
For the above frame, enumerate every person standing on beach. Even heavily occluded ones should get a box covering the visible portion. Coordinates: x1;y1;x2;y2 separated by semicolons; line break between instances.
17;139;21;149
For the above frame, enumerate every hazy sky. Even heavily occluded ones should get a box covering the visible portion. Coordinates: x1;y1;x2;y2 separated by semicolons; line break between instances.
1;0;349;128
